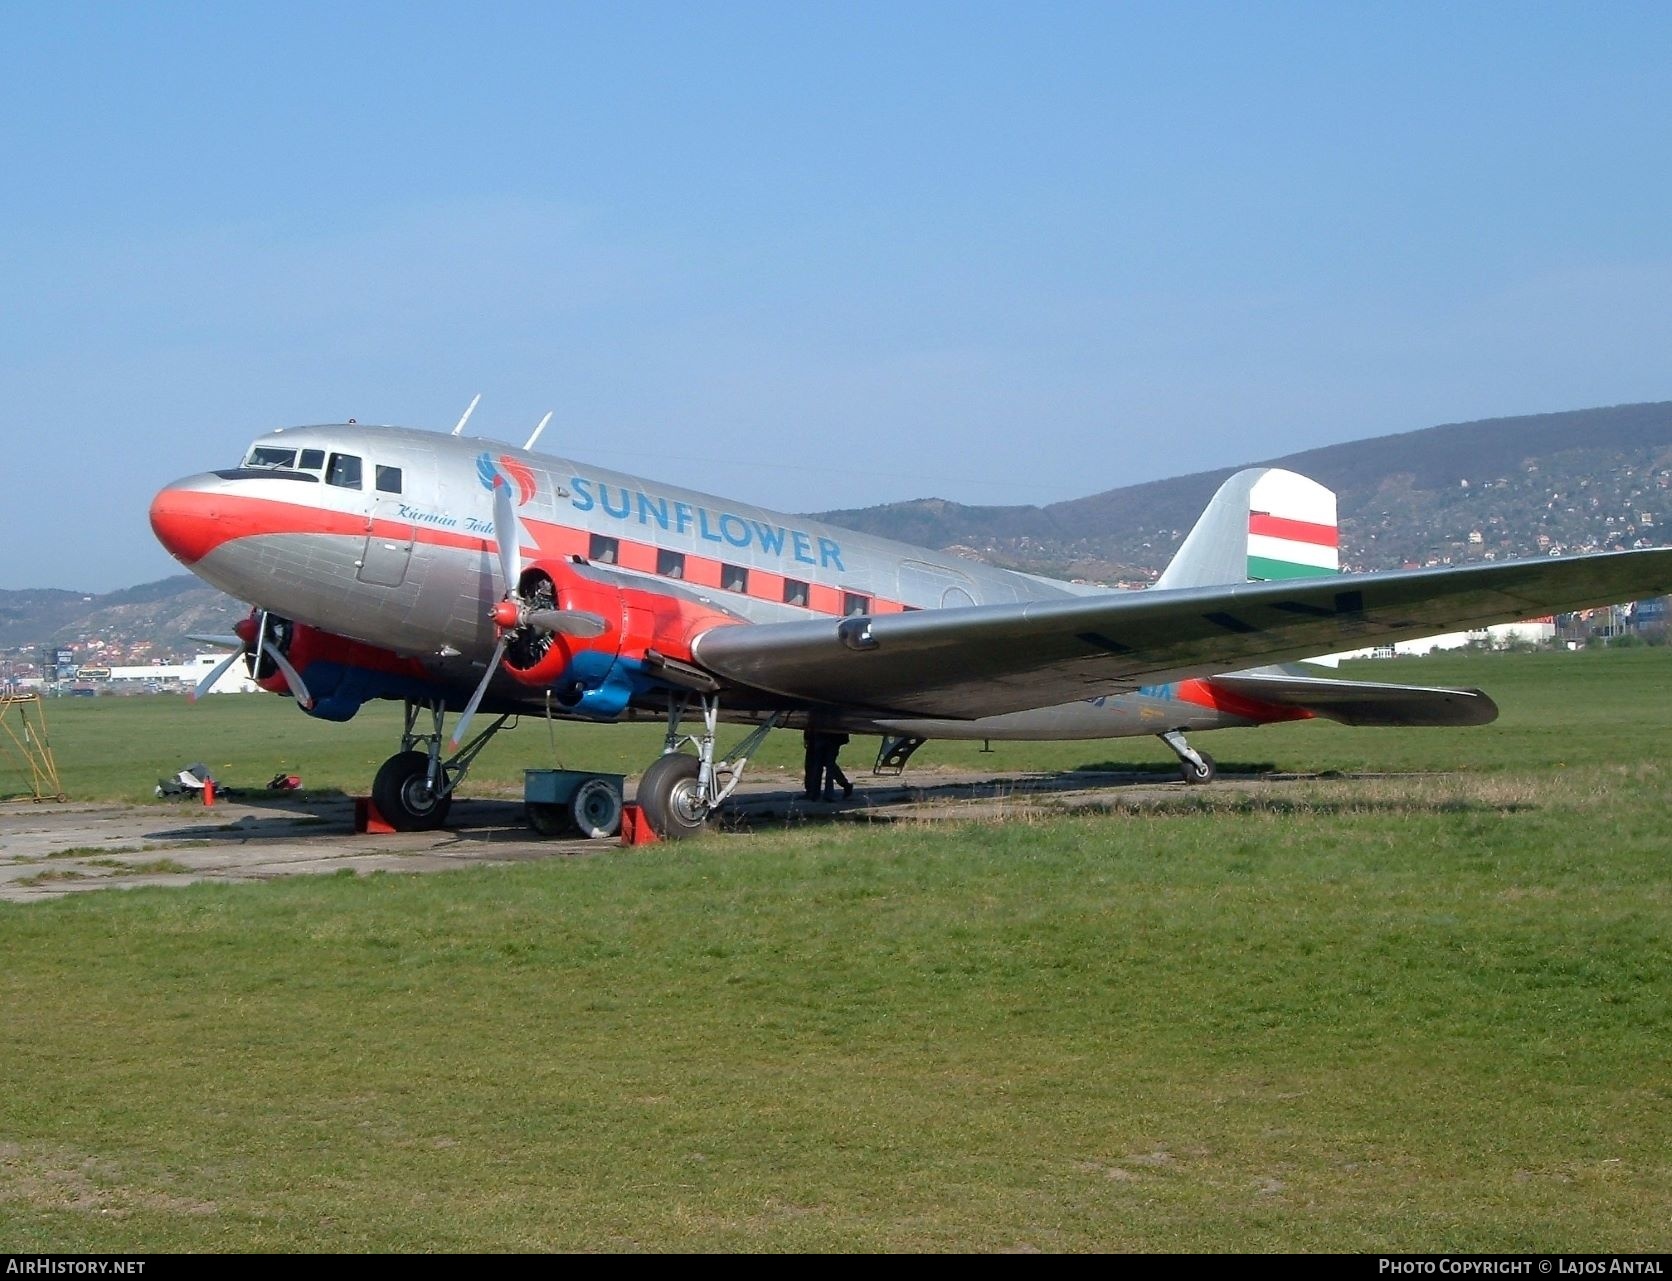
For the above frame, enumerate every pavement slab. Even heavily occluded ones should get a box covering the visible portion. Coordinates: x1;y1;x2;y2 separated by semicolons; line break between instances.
0;767;1299;903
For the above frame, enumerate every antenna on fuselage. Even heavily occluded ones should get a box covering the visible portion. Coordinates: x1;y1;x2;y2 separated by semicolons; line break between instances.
450;393;482;436
523;411;554;452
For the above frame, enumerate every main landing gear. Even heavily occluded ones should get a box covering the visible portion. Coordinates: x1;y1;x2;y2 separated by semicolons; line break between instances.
1159;729;1217;785
638;695;785;839
372;700;511;831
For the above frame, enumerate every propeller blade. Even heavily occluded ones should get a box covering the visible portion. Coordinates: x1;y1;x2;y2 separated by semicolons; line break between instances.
189;648;244;702
187;633;243;649
522;609;609;638
261;639;315;711
493;478;520;591
450;633;510;750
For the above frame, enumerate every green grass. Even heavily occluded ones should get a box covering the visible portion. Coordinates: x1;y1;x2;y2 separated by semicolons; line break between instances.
9;647;1670;803
0;649;1668;1250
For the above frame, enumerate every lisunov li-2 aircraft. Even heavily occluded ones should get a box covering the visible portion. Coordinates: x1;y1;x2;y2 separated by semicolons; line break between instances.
149;416;1672;838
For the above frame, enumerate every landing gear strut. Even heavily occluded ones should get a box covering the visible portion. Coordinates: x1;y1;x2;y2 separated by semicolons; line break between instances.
1159;729;1217;785
873;734;926;775
637;695;784;839
371;700;512;831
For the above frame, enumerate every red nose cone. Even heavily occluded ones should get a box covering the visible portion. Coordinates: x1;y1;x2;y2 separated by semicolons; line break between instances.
492;600;522;630
150;486;225;564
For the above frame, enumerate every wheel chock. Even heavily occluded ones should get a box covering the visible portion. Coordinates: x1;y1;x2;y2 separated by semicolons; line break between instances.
353;796;397;834
619;803;660;847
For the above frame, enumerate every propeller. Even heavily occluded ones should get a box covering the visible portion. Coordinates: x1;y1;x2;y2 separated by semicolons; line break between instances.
448;478;607;749
189;646;246;701
187;614;314;709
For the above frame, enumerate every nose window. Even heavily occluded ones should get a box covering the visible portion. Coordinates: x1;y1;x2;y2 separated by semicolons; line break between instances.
245;446;297;469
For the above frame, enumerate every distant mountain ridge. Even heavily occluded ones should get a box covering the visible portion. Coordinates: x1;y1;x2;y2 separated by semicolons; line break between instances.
0;576;243;660
815;402;1672;581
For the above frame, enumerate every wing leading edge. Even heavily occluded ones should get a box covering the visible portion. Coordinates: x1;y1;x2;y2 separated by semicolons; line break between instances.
690;547;1672;720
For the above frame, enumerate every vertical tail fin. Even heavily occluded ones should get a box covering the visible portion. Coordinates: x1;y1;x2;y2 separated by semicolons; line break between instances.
1155;468;1338;591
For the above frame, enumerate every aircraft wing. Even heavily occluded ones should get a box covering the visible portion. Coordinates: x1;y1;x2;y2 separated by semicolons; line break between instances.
690;547;1672;719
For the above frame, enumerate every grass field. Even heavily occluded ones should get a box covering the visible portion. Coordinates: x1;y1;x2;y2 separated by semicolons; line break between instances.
1;649;1668;1251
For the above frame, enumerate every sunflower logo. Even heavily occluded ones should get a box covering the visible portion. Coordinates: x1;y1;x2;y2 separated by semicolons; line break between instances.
475;453;538;505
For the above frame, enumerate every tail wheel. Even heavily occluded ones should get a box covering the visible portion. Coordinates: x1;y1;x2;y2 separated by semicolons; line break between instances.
373;750;453;831
637;752;708;840
1180;752;1218;785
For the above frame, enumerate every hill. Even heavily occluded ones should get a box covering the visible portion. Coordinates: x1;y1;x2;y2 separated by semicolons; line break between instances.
815;402;1672;581
0;576;244;668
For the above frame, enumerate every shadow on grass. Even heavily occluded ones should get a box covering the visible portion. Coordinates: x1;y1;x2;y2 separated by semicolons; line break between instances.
141;767;1534;845
1071;759;1280;776
1090;795;1538;818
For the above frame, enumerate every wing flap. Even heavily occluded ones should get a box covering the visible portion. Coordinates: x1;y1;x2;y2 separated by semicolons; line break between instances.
690;548;1672;719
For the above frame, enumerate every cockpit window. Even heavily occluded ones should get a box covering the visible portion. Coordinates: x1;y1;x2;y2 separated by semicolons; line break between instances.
375;464;402;494
245;446;298;470
326;453;362;489
299;448;326;471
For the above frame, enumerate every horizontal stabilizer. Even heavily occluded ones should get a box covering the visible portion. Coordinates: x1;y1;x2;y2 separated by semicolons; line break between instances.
1210;671;1498;727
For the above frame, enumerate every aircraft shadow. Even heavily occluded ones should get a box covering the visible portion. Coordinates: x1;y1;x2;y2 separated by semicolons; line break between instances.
717;766;1536;831
141;767;1530;846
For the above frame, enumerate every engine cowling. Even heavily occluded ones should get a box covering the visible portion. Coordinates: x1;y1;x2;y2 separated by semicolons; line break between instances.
498;557;745;719
502;560;625;695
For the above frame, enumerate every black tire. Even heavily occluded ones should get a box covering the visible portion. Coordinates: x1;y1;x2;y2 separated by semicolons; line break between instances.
1180;751;1217;785
636;752;707;840
372;750;452;831
527;802;574;838
570;777;623;839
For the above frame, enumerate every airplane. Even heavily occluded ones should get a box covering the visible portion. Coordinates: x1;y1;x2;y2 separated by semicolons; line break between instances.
148;416;1672;838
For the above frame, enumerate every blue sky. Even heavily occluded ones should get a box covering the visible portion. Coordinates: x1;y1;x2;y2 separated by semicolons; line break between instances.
4;2;1671;591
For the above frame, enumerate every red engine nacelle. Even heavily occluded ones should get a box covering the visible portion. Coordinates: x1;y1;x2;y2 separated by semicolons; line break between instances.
236;610;430;697
501;559;626;689
499;557;744;715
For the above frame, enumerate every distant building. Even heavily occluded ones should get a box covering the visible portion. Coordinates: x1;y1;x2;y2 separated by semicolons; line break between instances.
1632;597;1668;628
107;654;257;694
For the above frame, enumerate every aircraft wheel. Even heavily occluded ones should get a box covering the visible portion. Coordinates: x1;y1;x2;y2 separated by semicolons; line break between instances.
1180;752;1217;785
570;777;623;839
527;802;574;838
372;750;453;831
637;752;708;840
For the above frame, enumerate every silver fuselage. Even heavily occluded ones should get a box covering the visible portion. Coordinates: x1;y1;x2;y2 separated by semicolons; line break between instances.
150;424;1267;739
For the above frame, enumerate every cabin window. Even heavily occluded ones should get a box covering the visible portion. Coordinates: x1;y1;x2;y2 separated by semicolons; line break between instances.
245;446;297;470
657;549;686;579
326;453;362;489
375;465;403;494
843;592;872;616
299;449;326;471
722;564;749;593
588;534;619;564
782;578;809;607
